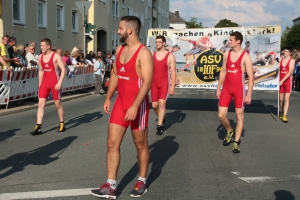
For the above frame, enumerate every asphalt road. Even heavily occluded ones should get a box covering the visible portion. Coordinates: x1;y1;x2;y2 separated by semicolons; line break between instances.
0;89;300;200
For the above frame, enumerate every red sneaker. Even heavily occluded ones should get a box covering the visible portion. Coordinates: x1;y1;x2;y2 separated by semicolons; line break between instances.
91;183;117;199
130;180;148;197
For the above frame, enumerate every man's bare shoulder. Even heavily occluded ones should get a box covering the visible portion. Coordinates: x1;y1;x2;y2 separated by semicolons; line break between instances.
138;46;152;57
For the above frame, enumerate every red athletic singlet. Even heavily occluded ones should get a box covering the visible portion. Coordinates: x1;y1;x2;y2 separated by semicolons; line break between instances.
151;52;170;102
219;50;246;108
279;58;292;94
39;52;61;100
109;44;150;130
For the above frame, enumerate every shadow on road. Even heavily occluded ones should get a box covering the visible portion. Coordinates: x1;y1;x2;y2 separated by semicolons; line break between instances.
155;110;186;131
166;98;277;114
117;136;179;195
0;136;77;179
274;190;295;200
0;128;20;143
43;112;103;134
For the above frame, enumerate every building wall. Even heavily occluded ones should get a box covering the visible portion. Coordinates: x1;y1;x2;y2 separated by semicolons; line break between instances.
0;0;84;53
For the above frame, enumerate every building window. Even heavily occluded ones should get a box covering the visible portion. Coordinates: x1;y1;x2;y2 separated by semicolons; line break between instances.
72;9;78;33
141;13;144;26
127;7;133;15
38;0;47;28
148;0;152;7
99;0;107;3
12;0;25;25
112;32;119;49
112;1;119;17
56;4;64;30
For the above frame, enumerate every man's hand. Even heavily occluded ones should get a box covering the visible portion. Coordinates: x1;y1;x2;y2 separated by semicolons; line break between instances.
216;89;221;99
169;88;175;96
55;82;62;90
244;95;252;105
279;80;283;87
103;99;111;114
124;106;138;121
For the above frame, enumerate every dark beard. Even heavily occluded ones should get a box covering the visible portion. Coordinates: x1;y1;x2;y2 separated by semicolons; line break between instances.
119;32;128;43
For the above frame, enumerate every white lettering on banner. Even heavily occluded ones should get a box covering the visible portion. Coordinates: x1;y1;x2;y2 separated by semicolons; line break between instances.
118;75;130;80
255;83;278;88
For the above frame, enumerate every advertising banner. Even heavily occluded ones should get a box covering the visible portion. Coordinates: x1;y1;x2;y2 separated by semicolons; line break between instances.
147;26;281;90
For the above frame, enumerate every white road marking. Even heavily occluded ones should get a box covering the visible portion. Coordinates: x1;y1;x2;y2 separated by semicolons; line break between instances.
0;188;95;199
238;176;276;183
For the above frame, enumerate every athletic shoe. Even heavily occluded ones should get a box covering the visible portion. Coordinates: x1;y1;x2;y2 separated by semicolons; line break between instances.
30;125;42;136
91;183;117;199
223;130;235;146
156;125;163;135
232;141;240;153
279;112;283;119
57;123;66;132
130;180;147;198
281;116;288;123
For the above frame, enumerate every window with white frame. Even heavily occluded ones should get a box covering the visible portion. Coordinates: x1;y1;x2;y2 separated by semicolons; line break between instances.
38;0;47;28
145;7;147;19
112;1;119;17
99;0;106;3
148;0;152;7
72;9;78;33
158;5;161;14
112;32;119;49
127;7;133;15
13;0;26;25
133;9;138;17
56;4;64;30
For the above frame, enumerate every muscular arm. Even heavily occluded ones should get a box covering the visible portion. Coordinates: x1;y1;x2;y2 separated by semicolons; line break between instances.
103;47;120;114
216;52;228;98
38;55;44;87
168;53;176;96
124;47;153;121
55;53;66;84
244;53;254;104
280;59;295;86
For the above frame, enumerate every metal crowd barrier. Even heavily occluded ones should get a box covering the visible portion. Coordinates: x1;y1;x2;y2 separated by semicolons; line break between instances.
0;65;95;109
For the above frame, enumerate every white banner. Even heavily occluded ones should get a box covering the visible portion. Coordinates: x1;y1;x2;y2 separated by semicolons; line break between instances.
147;26;281;90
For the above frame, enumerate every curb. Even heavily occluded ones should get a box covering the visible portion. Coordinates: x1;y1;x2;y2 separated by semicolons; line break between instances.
0;92;93;117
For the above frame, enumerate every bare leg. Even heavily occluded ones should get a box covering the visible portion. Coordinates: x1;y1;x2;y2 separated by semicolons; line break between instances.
234;108;244;142
218;106;233;131
107;123;127;180
157;99;166;126
283;93;291;117
54;100;64;122
152;102;159;117
132;128;149;178
279;93;284;113
37;98;46;124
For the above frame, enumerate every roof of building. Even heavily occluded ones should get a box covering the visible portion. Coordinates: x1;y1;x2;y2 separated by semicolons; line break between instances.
169;11;186;23
293;16;300;22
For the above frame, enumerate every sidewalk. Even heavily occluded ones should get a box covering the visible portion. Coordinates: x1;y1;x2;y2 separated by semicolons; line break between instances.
0;89;95;117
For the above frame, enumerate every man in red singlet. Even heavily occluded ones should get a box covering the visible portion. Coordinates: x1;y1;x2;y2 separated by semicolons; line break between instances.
279;47;294;123
151;36;176;135
30;38;66;136
91;16;153;199
216;31;254;153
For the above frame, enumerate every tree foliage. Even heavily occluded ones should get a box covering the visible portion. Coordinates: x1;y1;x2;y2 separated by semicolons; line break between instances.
283;24;300;50
280;26;291;50
214;19;240;28
185;17;203;28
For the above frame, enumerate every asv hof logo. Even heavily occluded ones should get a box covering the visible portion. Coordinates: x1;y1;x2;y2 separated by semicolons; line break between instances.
194;49;223;83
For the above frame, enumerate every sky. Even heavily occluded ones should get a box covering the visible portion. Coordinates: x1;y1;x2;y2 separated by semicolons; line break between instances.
169;0;300;31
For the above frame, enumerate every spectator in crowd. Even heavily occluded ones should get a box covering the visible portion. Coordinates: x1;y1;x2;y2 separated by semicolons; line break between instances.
23;44;29;58
94;56;104;95
0;56;10;70
105;53;113;64
7;37;20;69
62;51;72;66
97;51;102;57
293;58;300;90
85;54;94;67
13;44;27;69
111;50;115;62
71;50;84;67
56;48;63;56
26;44;39;70
0;35;18;70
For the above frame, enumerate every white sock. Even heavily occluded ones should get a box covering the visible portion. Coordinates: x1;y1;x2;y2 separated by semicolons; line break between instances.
107;179;117;189
138;176;146;183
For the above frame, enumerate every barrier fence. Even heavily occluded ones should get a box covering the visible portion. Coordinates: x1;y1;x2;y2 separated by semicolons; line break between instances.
0;66;95;109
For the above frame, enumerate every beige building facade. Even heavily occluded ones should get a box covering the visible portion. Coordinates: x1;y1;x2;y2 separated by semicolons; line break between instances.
0;0;169;54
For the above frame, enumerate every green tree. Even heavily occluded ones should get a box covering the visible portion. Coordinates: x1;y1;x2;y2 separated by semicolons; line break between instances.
284;24;300;50
280;26;291;50
214;19;240;28
185;17;203;28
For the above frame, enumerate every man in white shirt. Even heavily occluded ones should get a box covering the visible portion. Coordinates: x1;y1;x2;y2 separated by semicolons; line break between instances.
94;56;105;95
26;45;39;69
